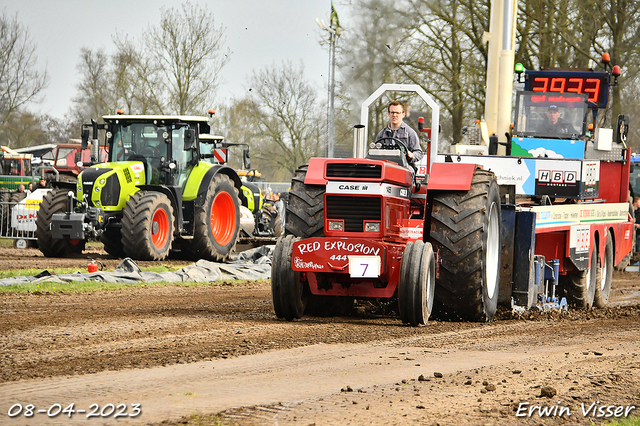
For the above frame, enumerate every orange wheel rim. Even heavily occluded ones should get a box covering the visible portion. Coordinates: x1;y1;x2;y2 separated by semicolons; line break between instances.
210;191;236;246
152;207;170;248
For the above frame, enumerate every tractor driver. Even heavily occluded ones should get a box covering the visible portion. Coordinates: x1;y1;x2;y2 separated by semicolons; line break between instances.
375;100;423;176
540;105;577;136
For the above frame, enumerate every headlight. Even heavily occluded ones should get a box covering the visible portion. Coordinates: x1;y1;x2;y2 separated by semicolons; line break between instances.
328;220;344;231
375;142;382;149
365;222;380;232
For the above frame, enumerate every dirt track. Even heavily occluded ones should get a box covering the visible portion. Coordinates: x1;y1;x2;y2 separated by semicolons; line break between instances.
1;246;640;425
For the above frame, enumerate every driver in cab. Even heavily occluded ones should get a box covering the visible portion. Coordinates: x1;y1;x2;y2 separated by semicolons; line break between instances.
539;104;577;136
375;100;423;171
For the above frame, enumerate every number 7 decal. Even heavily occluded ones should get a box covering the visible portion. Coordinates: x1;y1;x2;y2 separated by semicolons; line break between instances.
348;256;380;278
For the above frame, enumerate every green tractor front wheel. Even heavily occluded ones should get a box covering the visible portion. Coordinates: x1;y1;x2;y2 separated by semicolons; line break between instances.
121;191;175;260
35;189;86;257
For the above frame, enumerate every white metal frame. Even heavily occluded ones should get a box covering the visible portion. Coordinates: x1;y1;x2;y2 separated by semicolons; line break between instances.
356;84;440;173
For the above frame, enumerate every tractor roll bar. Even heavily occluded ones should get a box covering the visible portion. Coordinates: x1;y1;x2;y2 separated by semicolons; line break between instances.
356;83;440;173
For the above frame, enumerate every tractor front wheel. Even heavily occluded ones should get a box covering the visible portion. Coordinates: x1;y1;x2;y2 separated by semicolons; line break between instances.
191;174;240;262
430;169;501;322
398;240;436;326
271;235;306;321
101;224;125;258
36;189;85;257
121;192;174;260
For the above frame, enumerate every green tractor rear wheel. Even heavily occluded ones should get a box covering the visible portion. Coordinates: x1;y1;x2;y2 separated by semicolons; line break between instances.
121;191;174;260
190;174;240;262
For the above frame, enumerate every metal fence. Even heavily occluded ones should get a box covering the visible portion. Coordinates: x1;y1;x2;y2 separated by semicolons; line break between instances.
0;200;39;241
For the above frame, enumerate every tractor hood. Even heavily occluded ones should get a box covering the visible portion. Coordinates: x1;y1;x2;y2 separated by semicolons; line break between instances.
77;161;147;211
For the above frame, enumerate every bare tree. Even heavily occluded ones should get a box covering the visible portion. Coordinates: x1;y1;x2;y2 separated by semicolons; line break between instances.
71;47;113;122
144;2;230;115
112;34;165;115
0;11;48;140
336;0;405;143
73;3;229;119
596;0;640;122
244;61;324;179
393;0;490;144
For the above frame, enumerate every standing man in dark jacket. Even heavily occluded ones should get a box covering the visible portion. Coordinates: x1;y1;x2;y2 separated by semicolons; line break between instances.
375;100;423;173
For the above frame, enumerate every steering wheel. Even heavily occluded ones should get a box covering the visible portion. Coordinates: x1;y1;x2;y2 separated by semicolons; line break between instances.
375;137;410;155
139;146;161;157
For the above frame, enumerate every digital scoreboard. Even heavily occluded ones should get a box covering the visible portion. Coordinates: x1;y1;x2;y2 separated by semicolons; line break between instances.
524;70;610;109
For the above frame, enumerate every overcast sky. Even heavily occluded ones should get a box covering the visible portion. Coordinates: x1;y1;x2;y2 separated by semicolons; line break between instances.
1;0;349;120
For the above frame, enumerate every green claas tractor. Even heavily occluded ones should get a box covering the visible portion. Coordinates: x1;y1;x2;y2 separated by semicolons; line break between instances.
35;114;242;261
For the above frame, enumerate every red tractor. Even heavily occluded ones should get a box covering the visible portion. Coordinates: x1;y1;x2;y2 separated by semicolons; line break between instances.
271;85;502;325
271;74;633;325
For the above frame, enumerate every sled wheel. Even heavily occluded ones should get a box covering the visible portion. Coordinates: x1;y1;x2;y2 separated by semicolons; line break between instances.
615;204;635;271
430;169;501;321
191;174;240;262
121;191;174;260
561;242;597;308
272;235;305;321
285;164;325;238
594;233;613;308
35;189;85;257
399;241;436;326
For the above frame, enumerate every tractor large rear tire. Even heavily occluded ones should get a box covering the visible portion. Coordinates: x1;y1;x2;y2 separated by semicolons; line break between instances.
271;235;306;321
285;164;325;238
561;243;597;308
121;192;174;260
398;240;436;326
430;169;501;322
594;233;613;308
191;174;240;262
36;189;86;257
10;192;27;203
